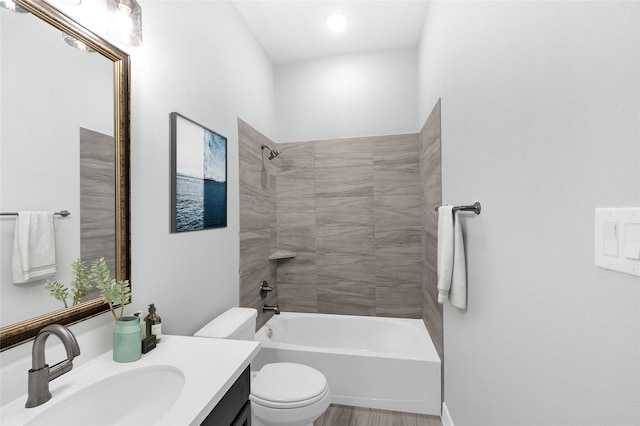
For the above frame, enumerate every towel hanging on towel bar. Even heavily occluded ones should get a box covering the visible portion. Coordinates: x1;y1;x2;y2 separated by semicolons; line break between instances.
12;212;58;284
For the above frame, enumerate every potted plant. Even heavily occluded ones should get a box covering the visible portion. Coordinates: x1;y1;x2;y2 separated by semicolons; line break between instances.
45;258;138;362
91;258;139;363
92;258;131;321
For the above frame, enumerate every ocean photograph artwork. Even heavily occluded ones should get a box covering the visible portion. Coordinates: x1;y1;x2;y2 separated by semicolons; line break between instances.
172;113;227;232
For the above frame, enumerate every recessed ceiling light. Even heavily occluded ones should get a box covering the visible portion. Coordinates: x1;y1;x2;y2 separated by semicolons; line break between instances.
327;13;346;33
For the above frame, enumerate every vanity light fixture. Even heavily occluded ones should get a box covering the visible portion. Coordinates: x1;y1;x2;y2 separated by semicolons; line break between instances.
327;13;346;33
0;0;29;13
107;0;142;47
62;32;95;53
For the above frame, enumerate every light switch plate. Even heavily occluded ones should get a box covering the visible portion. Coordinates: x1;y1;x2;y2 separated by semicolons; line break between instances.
595;208;640;277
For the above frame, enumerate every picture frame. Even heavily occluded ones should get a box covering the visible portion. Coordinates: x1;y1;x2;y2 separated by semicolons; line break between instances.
170;112;227;232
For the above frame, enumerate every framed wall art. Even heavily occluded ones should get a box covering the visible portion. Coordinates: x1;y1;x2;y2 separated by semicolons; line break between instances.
170;112;227;232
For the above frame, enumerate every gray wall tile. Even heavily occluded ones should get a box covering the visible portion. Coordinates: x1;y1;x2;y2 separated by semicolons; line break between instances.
275;141;315;171
316;197;373;227
317;254;375;286
316;165;373;198
373;133;420;166
238;120;280;329
277;198;316;228
80;128;116;274
277;226;317;256
315;137;373;168
374;227;422;256
240;192;270;232
276;168;316;200
419;99;443;378
374;163;421;196
317;284;377;316
276;255;317;285
238;118;271;163
317;226;375;257
376;286;423;318
278;283;318;313
374;195;421;230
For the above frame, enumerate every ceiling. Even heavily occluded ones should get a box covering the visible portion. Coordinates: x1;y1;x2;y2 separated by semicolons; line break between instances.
231;1;429;64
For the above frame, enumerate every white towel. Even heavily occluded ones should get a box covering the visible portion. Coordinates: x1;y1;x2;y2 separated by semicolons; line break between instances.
12;212;57;284
437;206;467;309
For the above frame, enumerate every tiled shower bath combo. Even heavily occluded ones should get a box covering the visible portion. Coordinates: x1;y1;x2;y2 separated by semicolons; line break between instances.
238;100;443;423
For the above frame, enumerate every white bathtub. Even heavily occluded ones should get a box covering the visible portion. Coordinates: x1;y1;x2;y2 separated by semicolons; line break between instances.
252;312;441;415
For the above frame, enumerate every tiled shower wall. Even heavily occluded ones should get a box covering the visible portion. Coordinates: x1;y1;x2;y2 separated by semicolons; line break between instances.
238;119;279;329
274;135;424;318
239;101;442;347
420;99;443;361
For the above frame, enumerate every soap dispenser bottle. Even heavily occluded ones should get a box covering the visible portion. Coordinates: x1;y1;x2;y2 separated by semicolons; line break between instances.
144;303;162;343
133;311;147;339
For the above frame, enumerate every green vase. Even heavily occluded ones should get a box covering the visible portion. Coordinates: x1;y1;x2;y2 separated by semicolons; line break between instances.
113;316;141;362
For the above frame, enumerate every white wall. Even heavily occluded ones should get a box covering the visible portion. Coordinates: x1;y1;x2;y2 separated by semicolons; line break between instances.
276;47;418;142
419;2;640;425
0;8;112;326
0;0;275;368
128;0;275;335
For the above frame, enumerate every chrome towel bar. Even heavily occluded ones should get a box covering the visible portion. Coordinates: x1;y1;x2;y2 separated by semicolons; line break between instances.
435;202;481;215
0;210;71;217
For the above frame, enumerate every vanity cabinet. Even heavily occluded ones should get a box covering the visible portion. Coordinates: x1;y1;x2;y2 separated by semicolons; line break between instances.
201;366;251;426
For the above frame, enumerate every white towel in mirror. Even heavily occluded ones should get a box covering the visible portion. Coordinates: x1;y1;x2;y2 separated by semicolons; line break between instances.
12;211;57;284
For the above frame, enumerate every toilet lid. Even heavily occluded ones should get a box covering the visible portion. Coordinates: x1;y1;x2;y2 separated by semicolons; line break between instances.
251;363;328;408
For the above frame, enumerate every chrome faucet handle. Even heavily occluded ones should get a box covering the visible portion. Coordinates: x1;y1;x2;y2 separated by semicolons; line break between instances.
259;281;274;299
259;281;274;291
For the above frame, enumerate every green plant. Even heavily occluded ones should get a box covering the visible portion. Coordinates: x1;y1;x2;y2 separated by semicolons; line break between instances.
44;280;70;308
69;258;92;305
92;258;131;321
44;258;130;320
44;258;93;308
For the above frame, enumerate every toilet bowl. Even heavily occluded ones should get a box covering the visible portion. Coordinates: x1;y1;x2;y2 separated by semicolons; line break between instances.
194;308;331;426
250;362;331;426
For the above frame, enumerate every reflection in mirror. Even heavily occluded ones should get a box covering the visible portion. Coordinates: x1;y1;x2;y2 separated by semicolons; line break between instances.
0;0;130;350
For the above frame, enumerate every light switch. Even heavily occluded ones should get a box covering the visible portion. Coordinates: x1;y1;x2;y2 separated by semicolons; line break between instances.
594;207;640;277
625;223;640;260
602;222;618;257
624;243;640;260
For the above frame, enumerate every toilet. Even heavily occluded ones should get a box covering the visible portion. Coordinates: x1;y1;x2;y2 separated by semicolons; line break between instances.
194;307;331;426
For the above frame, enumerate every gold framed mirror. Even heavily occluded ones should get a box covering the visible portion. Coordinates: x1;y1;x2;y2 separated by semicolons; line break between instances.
0;0;130;350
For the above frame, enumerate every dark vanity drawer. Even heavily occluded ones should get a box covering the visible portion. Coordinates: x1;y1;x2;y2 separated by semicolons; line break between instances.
200;366;251;426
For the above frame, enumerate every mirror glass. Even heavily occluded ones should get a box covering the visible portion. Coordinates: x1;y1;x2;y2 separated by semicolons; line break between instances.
0;0;130;350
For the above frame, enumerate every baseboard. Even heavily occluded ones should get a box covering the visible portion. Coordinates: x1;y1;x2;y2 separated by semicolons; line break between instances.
441;402;454;426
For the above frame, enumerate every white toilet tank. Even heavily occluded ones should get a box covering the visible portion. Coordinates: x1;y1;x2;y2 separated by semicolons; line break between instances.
194;307;257;340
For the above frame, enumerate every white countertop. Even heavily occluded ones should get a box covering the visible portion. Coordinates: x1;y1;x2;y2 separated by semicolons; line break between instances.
0;335;260;426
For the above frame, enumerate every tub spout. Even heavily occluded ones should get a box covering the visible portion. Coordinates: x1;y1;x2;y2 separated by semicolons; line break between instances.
263;305;280;315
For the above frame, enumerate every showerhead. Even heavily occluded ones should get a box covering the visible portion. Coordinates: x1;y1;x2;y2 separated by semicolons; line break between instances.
261;145;281;160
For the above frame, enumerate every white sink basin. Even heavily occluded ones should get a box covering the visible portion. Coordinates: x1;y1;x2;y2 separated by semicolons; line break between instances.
1;335;260;426
25;365;184;426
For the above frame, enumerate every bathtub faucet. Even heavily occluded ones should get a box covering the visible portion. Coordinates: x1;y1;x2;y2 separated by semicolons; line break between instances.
263;304;280;315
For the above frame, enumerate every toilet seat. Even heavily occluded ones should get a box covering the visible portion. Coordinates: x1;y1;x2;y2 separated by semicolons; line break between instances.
250;363;329;409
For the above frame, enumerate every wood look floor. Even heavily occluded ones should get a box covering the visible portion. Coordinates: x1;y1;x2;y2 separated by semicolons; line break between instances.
314;404;442;426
